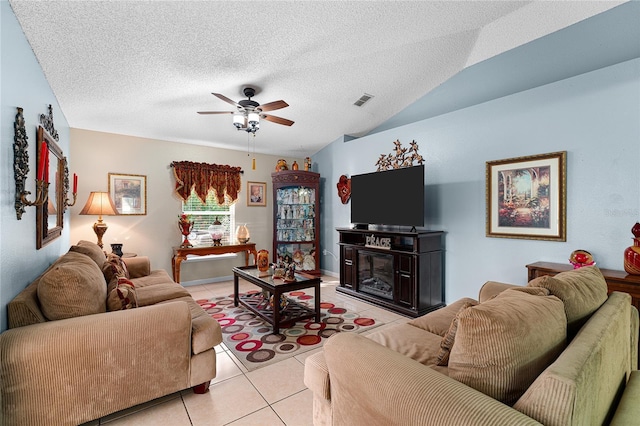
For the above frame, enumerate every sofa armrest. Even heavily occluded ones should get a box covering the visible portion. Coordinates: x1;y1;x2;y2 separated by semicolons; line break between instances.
304;351;331;400
611;370;640;425
322;333;542;426
123;255;151;278
478;281;520;302
1;301;192;425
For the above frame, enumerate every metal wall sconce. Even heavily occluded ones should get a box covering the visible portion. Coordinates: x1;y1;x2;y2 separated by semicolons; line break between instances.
14;107;48;219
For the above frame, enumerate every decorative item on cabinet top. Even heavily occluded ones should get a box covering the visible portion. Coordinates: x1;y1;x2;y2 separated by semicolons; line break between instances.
275;159;288;171
569;250;595;269
624;222;640;275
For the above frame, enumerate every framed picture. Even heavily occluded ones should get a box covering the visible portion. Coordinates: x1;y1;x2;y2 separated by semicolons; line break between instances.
108;173;147;215
247;181;266;206
486;151;566;241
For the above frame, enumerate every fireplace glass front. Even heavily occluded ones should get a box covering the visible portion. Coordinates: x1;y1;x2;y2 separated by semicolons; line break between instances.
358;251;394;300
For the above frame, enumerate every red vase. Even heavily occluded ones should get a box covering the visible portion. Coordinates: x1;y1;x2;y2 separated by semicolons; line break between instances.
624;222;640;275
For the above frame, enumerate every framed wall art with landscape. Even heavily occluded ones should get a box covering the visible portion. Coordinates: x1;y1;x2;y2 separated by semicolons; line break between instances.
486;151;566;241
247;181;266;207
109;173;147;215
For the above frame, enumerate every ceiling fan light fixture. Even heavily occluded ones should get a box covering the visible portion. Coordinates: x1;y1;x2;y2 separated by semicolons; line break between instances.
247;112;259;126
233;112;245;129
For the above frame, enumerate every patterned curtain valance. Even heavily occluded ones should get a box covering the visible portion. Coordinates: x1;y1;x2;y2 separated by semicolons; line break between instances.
171;161;242;204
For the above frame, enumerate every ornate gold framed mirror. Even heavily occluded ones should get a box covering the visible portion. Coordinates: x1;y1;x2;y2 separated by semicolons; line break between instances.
36;125;66;249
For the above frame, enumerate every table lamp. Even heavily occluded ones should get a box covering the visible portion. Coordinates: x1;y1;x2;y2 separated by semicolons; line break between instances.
79;191;118;248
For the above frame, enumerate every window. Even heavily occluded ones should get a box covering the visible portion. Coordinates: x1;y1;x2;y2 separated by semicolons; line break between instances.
182;190;235;245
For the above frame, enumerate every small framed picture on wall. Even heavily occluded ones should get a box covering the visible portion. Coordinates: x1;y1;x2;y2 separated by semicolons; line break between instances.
109;173;147;215
247;181;267;207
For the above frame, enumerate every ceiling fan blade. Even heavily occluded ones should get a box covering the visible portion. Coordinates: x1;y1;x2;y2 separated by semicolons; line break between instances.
197;111;234;115
212;93;239;107
261;114;294;126
259;100;289;112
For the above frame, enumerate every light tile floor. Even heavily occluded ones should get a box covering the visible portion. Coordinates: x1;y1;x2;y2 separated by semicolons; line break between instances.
84;276;410;425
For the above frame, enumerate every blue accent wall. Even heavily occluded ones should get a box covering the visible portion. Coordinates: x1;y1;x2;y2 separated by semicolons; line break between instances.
314;4;640;304
1;1;70;331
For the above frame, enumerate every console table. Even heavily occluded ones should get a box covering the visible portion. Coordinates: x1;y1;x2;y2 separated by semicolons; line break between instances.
526;261;640;310
337;228;445;317
172;243;257;283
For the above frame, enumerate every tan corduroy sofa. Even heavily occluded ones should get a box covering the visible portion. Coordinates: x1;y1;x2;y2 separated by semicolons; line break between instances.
0;240;222;426
305;266;639;425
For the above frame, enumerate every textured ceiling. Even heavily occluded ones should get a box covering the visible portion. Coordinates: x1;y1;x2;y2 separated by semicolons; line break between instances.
9;1;623;157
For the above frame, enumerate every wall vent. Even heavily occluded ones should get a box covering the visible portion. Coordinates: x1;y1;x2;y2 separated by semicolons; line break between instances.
353;93;374;107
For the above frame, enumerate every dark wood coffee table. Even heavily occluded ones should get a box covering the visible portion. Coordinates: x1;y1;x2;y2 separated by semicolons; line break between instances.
232;265;321;334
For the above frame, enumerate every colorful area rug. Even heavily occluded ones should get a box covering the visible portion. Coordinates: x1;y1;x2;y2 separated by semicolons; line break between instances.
197;290;384;370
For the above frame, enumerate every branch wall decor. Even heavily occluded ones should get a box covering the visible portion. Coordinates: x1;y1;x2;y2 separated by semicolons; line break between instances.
375;139;424;171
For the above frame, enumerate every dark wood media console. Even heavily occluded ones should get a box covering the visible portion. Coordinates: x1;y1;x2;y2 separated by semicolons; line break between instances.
337;228;445;317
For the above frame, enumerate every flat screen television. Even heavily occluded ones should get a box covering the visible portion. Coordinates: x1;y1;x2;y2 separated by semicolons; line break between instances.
350;165;424;228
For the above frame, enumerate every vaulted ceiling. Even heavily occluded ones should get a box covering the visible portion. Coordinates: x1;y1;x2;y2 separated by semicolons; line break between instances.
9;1;624;157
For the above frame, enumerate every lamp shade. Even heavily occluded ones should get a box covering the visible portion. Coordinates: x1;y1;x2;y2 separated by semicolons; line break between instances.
79;192;117;218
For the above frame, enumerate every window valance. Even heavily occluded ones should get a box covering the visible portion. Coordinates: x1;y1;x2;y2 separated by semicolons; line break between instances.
171;161;242;204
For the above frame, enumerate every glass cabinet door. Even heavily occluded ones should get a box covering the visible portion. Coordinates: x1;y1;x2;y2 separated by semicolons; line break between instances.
272;170;320;275
275;186;316;271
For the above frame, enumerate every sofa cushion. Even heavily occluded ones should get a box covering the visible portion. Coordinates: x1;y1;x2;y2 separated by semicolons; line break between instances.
436;300;478;366
107;277;139;311
37;251;107;320
448;288;567;405
102;253;130;284
528;265;608;336
68;240;107;267
136;283;191;306
409;297;479;337
130;269;175;288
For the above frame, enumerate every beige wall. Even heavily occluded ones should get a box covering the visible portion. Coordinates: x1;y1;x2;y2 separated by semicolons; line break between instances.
70;128;301;284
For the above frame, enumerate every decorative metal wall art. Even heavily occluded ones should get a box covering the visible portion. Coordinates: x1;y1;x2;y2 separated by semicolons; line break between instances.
375;139;424;171
14;107;48;219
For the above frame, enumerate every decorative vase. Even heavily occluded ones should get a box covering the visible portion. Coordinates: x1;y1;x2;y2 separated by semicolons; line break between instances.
178;214;194;248
110;243;124;257
569;249;595;269
257;249;269;271
208;217;224;246
236;224;250;244
269;294;288;311
275;159;288;172
624;222;640;275
292;161;299;170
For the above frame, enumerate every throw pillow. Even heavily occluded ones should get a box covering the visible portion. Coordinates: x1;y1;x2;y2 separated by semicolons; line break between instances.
37;252;107;320
69;240;107;267
107;277;138;311
409;297;479;337
436;300;478;366
528;265;608;336
448;288;567;406
102;253;130;284
487;286;551;300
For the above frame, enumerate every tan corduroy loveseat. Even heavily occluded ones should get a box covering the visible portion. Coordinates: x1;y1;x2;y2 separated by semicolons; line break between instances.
0;240;222;426
304;265;639;425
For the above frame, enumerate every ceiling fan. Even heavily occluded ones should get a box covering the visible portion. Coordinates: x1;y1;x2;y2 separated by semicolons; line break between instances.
197;87;294;134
